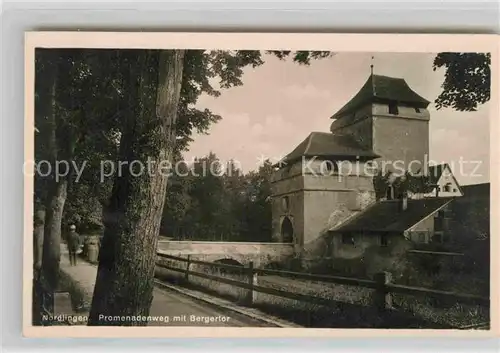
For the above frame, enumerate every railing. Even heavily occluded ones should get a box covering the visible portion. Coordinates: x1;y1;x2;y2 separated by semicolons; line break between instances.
156;252;490;310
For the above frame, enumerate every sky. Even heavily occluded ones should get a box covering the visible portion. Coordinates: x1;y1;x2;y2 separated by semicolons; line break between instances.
183;52;490;186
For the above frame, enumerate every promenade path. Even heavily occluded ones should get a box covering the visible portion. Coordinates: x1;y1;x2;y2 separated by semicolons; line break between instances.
59;247;268;327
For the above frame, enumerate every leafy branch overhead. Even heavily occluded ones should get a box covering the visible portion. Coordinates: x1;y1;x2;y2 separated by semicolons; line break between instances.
433;52;490;111
372;170;435;200
176;50;335;152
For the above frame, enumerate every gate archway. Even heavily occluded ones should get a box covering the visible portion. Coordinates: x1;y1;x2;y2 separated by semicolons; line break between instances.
281;217;294;243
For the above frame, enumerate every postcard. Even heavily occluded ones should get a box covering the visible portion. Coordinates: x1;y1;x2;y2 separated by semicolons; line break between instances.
23;32;498;338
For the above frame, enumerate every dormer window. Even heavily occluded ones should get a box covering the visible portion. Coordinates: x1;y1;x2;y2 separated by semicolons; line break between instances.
389;103;399;115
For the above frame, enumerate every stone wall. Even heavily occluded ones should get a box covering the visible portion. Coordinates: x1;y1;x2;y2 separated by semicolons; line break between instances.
270;156;378;267
330;232;413;278
330;102;430;176
372;113;429;175
330;103;373;149
157;240;295;268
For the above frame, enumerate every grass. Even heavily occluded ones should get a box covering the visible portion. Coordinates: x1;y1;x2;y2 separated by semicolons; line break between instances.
156;257;488;328
52;255;488;329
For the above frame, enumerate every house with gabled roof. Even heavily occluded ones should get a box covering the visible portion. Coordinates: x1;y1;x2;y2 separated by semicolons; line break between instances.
270;73;463;268
329;196;455;260
419;163;464;198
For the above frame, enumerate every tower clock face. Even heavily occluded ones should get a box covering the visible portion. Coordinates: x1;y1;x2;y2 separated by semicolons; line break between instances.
281;196;289;212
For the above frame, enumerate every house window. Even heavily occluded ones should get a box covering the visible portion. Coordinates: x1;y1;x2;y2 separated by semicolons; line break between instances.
443;183;452;192
432;233;443;243
453;188;457;192
418;232;426;243
415;107;421;113
342;234;355;245
389;103;399;115
380;234;389;247
435;218;444;231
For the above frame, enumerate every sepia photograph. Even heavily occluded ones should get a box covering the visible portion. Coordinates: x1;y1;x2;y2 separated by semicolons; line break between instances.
24;33;496;336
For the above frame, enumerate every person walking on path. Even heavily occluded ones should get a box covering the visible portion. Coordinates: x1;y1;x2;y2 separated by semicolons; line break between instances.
67;225;81;266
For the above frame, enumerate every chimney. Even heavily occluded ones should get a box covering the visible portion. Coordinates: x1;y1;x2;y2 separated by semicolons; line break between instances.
400;191;408;211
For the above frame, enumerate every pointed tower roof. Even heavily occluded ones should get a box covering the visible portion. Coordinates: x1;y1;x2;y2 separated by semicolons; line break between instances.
331;74;430;120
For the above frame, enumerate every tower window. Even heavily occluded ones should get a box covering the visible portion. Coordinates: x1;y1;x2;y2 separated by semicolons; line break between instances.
380;234;389;247
281;196;290;212
365;161;377;174
389;103;399;115
324;160;338;174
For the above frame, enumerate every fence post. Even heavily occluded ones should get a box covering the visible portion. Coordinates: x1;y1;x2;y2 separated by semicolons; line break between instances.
373;271;392;311
185;255;191;282
244;261;254;306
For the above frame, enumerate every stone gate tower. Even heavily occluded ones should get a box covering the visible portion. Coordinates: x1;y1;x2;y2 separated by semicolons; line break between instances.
329;74;431;175
270;74;431;267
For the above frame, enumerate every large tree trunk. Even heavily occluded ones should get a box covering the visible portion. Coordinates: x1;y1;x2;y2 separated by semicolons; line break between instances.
32;204;46;325
39;51;77;295
88;50;185;325
41;179;68;290
40;59;68;293
33;207;46;273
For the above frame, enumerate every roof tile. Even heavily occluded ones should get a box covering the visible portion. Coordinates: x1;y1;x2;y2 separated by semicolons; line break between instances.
331;74;430;119
331;197;454;233
280;132;379;165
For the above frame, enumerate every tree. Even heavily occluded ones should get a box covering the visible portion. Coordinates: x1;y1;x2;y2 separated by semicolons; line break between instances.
372;170;392;200
433;52;491;111
174;50;335;152
160;156;274;243
87;50;185;324
37;50;68;294
372;169;434;200
33;49;334;323
240;160;274;242
35;49;123;295
160;159;192;239
33;49;127;326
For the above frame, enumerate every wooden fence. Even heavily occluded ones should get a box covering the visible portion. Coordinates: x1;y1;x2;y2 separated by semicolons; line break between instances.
156;252;489;312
